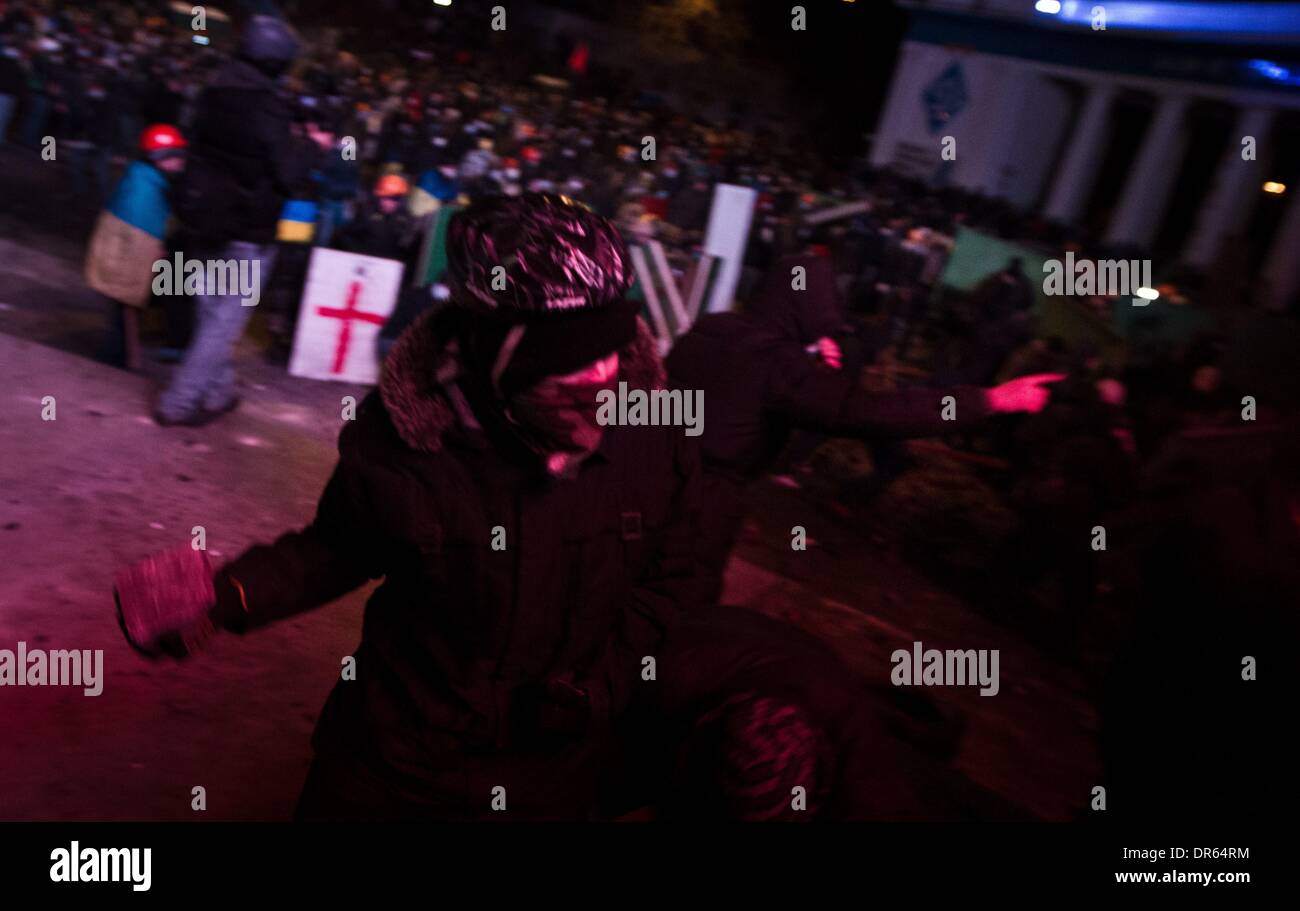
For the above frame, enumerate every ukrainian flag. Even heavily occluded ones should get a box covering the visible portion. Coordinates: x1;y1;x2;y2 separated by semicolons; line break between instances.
276;199;318;243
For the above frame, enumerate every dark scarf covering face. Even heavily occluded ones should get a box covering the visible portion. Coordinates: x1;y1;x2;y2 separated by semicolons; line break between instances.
450;310;622;478
507;371;617;478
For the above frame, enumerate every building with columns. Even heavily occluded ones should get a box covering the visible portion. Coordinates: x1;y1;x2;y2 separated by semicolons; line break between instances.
870;0;1300;311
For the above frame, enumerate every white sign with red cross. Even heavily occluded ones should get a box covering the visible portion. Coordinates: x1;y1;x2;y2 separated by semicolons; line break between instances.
288;248;405;385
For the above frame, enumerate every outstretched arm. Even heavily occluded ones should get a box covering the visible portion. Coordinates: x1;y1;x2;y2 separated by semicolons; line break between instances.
214;452;384;632
764;345;1060;439
116;421;385;657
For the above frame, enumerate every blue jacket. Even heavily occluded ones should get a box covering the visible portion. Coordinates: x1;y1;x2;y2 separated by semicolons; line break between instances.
107;161;170;240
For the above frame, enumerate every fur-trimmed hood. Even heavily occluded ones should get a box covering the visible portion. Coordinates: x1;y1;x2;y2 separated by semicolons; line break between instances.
379;307;667;454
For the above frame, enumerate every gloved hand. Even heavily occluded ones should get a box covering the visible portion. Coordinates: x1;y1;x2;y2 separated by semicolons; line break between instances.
113;544;223;659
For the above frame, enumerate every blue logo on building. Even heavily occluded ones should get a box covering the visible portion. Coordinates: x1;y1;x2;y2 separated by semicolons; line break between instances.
922;62;968;133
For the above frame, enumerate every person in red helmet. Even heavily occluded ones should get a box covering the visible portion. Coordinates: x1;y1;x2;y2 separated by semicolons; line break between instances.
86;123;188;370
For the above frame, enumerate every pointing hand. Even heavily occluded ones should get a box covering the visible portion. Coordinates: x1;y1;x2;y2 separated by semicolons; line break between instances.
985;373;1066;414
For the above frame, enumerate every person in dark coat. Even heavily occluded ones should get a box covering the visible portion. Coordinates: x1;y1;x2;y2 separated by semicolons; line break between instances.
157;14;329;426
313;131;362;248
117;195;994;821
59;63;114;205
169;16;320;249
991;372;1137;650
666;253;1063;603
126;193;881;822
121;194;704;819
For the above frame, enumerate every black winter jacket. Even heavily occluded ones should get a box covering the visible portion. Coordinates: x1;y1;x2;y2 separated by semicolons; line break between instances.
172;59;315;245
666;254;993;600
219;310;703;784
332;202;420;273
667;255;993;482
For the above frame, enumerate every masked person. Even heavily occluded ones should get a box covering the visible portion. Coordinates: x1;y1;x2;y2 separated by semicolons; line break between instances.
116;194;708;820
116;194;910;820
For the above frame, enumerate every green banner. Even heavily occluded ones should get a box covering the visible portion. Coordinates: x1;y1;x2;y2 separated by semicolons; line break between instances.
417;204;461;288
940;227;1126;365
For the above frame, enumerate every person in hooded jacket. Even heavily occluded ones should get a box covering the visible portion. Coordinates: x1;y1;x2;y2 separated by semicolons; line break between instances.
118;193;696;818
155;13;330;426
115;194;946;821
666;252;1064;603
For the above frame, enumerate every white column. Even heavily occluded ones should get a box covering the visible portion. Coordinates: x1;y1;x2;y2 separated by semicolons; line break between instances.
1042;82;1116;225
1181;107;1275;269
1105;93;1191;248
1260;187;1300;312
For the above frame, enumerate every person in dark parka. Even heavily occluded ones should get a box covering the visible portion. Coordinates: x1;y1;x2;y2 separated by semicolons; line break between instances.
119;196;1002;820
119;194;879;820
169;15;322;248
156;14;329;425
666;252;1063;603
119;194;702;817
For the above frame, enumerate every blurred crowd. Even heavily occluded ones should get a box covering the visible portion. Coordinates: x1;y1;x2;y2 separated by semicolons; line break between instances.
1;1;1295;534
0;10;1294;532
0;1;823;248
2;0;1296;525
1;0;1263;315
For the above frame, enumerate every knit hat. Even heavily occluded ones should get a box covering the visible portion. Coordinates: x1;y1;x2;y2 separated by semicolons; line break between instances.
446;193;636;396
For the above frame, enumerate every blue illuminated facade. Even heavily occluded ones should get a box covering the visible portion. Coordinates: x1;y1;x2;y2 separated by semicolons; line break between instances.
872;0;1300;310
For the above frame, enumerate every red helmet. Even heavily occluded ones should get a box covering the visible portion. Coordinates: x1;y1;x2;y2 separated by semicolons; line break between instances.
374;173;410;198
139;124;187;155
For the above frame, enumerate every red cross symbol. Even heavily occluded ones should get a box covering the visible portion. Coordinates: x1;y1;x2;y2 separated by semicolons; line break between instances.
317;276;386;374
